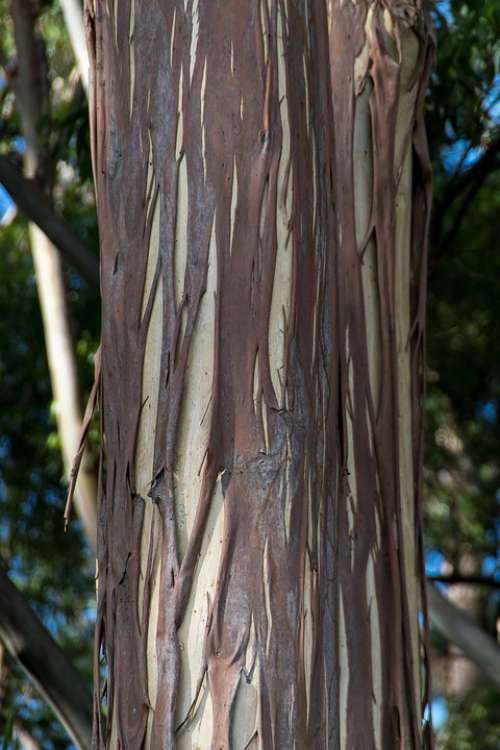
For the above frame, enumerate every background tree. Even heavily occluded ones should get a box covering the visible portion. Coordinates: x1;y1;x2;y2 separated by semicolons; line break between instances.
0;0;498;748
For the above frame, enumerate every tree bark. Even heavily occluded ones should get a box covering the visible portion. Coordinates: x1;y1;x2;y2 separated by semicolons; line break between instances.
438;557;481;696
87;0;433;747
60;0;89;91
14;720;44;750
11;0;97;553
0;567;93;750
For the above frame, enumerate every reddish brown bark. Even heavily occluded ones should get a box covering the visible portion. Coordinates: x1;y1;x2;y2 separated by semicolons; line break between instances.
85;0;433;747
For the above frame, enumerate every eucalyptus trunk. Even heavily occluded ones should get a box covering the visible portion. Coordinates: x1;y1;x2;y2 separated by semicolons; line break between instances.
87;0;433;747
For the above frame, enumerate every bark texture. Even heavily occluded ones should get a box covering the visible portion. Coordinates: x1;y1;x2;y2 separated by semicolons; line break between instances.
86;0;433;747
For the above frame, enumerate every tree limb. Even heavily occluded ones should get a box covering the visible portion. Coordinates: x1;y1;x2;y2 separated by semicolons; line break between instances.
431;132;500;253
441;133;500;212
432;170;491;267
427;582;500;690
0;567;93;750
0;155;99;290
427;574;500;589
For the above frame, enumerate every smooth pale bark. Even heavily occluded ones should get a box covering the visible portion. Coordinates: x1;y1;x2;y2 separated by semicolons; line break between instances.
14;725;43;750
60;0;89;91
86;0;433;747
0;568;93;750
11;0;97;552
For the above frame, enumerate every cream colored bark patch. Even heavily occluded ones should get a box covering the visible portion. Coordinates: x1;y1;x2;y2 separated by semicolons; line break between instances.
175;217;221;744
268;8;293;407
135;185;163;747
394;24;422;718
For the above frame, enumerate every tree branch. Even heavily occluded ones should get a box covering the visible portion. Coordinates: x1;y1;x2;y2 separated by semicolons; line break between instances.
0;155;99;290
431;132;500;252
432;170;491;267
427;582;500;690
427;574;500;589
442;133;500;212
0;567;92;750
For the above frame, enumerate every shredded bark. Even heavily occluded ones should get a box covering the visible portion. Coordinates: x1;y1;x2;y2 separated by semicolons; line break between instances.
82;0;434;747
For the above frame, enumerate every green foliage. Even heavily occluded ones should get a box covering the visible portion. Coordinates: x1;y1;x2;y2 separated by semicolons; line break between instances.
425;0;500;570
0;1;98;746
425;1;500;745
436;686;500;750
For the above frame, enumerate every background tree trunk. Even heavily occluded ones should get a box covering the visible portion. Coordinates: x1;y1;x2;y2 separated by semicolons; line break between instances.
11;0;97;553
88;0;433;747
59;0;89;91
0;567;93;750
436;556;482;697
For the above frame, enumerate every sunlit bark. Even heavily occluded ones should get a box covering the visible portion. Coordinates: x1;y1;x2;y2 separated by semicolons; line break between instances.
87;0;433;747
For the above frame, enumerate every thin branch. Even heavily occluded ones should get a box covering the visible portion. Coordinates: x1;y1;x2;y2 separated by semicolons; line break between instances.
433;171;490;264
431;132;500;251
427;582;500;690
427;574;500;589
0;566;93;750
0;155;99;290
443;133;500;210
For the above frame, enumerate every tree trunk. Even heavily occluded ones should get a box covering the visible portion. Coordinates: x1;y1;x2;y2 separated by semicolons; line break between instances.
87;0;433;747
60;0;90;91
0;567;93;750
14;724;43;750
439;559;481;696
11;0;97;553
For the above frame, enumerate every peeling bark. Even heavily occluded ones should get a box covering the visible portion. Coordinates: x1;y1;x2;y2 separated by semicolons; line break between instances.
86;0;433;747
